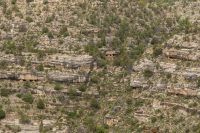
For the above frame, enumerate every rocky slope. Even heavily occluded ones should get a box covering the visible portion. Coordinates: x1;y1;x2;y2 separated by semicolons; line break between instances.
0;0;200;133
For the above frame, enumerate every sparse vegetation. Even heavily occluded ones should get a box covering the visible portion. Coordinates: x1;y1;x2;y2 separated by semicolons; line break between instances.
90;99;100;110
54;83;63;91
23;81;31;89
0;0;199;132
22;93;34;104
0;109;6;120
143;69;154;78
37;99;45;109
0;89;10;97
19;112;31;124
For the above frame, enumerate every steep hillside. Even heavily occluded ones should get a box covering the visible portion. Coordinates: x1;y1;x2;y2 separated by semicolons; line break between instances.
0;0;200;133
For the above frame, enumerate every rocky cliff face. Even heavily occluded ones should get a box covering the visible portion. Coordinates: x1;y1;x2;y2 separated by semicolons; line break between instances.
0;0;200;133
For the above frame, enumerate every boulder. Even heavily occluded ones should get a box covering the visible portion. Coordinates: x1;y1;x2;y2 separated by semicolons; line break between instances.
130;78;149;88
133;59;155;72
166;34;200;49
48;54;94;67
0;72;18;80
159;62;177;73
163;48;200;61
18;73;44;81
166;83;199;96
155;80;167;89
181;67;200;79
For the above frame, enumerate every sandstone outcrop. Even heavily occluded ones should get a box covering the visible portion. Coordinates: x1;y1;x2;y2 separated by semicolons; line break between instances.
132;59;155;72
47;71;86;83
130;78;149;88
163;48;200;61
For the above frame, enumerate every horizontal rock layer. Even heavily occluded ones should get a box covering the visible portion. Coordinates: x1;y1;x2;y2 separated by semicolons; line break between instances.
0;71;87;83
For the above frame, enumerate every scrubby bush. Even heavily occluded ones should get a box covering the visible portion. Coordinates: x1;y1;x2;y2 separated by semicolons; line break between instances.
3;40;16;54
42;27;49;34
0;109;6;120
54;83;63;91
153;45;163;57
37;50;46;60
26;0;33;3
36;64;44;71
45;15;55;23
178;17;192;33
143;69;154;78
197;78;200;88
84;117;96;131
22;93;34;104
90;75;99;84
47;32;54;39
90;99;100;110
0;89;10;97
0;60;8;69
43;0;48;4
26;16;33;22
5;125;21;132
59;25;69;37
19;112;31;124
78;84;87;92
23;81;31;89
84;42;100;57
18;24;27;32
37;99;45;109
95;125;106;133
11;0;17;4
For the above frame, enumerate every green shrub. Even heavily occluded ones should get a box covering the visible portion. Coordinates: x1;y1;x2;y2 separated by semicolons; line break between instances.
153;45;163;57
36;64;44;71
84;43;99;57
90;75;99;84
26;17;33;22
47;32;54;39
151;117;157;123
143;69;154;78
95;125;105;133
43;0;48;4
59;25;69;37
67;111;79;119
78;84;87;92
26;0;33;3
116;20;129;42
37;50;46;60
37;99;45;109
126;98;132;105
45;15;55;23
84;117;96;131
0;89;10;97
22;93;34;104
197;78;200;88
11;0;17;4
166;73;172;79
18;24;27;32
5;125;21;132
23;81;31;89
42;27;49;34
90;99;100;110
16;93;23;98
0;60;8;69
0;109;6;120
54;83;63;91
19;112;31;124
178;17;192;33
3;40;16;54
96;58;107;68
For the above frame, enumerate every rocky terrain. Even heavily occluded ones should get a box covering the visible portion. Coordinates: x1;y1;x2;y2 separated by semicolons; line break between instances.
0;0;200;133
